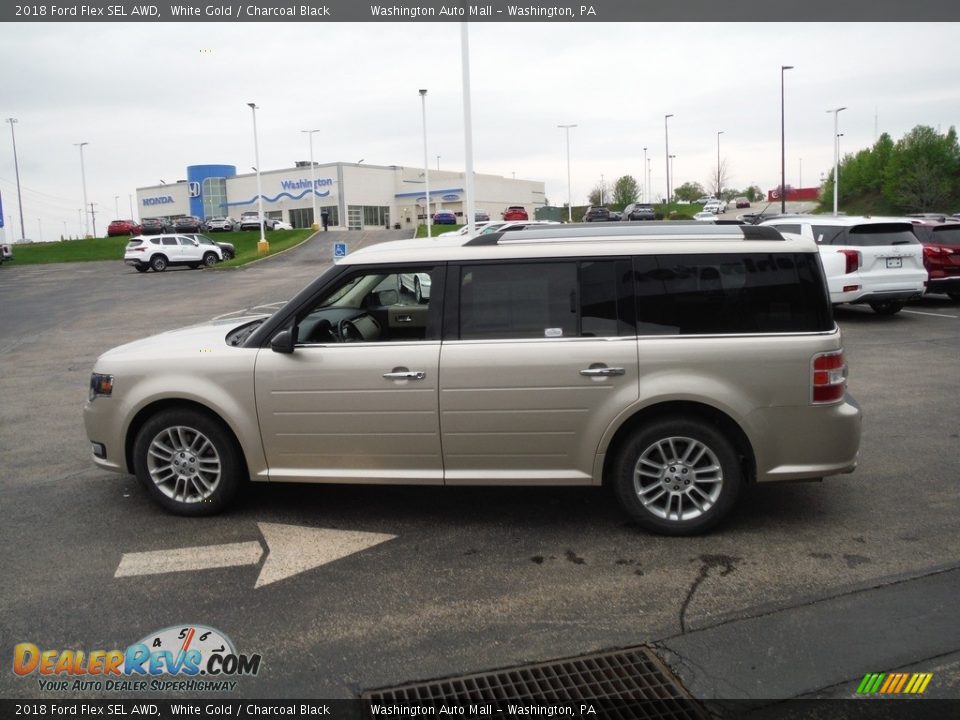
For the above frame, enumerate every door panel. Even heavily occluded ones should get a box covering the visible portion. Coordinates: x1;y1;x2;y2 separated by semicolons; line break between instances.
255;343;442;483
439;339;638;485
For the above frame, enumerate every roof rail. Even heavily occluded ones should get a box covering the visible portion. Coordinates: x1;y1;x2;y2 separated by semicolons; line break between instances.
463;223;784;246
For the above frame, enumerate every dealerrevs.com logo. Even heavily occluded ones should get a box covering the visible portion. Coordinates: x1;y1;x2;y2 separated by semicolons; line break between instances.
13;624;262;693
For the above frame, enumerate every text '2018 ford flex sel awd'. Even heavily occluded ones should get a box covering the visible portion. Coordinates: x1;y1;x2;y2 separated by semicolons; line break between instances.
85;224;861;535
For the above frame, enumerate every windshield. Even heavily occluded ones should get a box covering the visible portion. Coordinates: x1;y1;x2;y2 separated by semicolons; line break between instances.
931;226;960;246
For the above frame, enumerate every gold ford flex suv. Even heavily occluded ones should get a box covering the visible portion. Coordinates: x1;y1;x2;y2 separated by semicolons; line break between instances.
85;224;861;535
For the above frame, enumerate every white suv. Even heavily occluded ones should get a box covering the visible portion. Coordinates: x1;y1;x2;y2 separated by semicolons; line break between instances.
124;234;223;272
761;216;926;315
87;223;861;535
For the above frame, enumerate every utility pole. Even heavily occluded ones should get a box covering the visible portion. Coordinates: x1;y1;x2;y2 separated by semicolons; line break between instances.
90;202;98;238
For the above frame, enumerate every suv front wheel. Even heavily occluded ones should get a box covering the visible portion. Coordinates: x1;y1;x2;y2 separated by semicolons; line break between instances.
611;418;742;535
133;408;242;516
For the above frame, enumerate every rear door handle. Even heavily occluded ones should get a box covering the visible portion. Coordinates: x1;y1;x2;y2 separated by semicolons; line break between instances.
579;367;625;377
383;370;426;380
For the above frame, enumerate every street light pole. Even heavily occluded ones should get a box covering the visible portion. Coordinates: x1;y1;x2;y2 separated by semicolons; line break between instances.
827;107;847;216
716;130;724;198
557;123;577;223
248;103;268;252
461;22;477;237
5;118;25;241
642;146;648;202
780;65;794;213
301;129;321;229
664;114;674;203
74;142;90;237
114;195;119;220
419;89;431;239
600;173;604;206
669;155;676;194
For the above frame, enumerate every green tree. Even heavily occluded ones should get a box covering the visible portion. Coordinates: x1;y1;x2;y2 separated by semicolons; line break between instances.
611;175;640;207
744;185;764;202
673;181;706;202
882;126;960;212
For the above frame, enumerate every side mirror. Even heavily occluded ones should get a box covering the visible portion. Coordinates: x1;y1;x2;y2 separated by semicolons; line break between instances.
270;328;297;354
378;289;399;306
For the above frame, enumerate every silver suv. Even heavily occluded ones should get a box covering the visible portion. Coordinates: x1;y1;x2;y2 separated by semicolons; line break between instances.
86;224;861;535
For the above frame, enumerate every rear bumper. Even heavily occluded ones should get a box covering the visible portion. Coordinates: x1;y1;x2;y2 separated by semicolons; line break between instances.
848;290;923;305
926;275;960;294
749;393;862;483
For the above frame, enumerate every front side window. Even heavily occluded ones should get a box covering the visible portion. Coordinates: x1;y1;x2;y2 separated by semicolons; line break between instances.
161;237;177;246
294;266;442;345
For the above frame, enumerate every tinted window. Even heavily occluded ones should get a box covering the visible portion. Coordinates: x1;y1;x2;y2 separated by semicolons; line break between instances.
161;237;177;246
459;263;578;340
634;253;832;335
812;223;919;246
178;237;196;246
930;226;960;246
457;260;633;340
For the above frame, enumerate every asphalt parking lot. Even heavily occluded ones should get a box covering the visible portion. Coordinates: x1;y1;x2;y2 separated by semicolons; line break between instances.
1;231;958;703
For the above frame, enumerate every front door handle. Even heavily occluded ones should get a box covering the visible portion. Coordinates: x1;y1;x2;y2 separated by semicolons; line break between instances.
579;366;626;377
383;370;426;380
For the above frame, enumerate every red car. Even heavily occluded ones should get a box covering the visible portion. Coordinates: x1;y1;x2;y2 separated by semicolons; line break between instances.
910;221;960;300
107;219;142;237
501;206;528;221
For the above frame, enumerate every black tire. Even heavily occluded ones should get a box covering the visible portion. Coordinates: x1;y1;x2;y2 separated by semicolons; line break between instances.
611;417;743;536
869;301;904;316
202;252;218;267
134;265;149;273
150;255;168;272
414;277;423;304
132;408;243;516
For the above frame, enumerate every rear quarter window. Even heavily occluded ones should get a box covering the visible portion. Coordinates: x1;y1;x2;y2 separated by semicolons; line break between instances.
634;252;832;335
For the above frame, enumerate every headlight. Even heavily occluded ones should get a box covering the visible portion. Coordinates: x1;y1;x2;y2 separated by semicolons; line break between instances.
89;373;114;401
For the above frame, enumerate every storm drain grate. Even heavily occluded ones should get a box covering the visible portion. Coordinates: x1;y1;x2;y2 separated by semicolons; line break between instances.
361;646;709;720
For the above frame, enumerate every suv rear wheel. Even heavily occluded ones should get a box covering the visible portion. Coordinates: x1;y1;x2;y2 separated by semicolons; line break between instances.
150;255;168;272
611;418;742;535
133;408;242;516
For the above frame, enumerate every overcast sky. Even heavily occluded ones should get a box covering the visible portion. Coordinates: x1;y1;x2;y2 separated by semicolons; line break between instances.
2;21;959;241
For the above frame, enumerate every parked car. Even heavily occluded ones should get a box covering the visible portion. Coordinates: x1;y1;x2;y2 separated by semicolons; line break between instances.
735;197;751;209
501;206;528;221
695;196;716;205
609;211;623;222
908;221;960;300
205;217;235;232
398;272;431;303
140;218;170;235
107;219;142;237
0;241;12;264
182;233;236;261
123;234;223;272
433;211;457;225
239;212;277;231
85;222;860;536
760;216;926;314
582;206;611;222
474;209;490;222
623;203;657;221
693;211;717;222
477;220;562;236
273;220;293;230
173;216;205;233
703;200;727;214
438;222;494;238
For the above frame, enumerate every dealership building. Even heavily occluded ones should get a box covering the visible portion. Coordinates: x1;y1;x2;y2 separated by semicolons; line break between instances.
136;162;546;230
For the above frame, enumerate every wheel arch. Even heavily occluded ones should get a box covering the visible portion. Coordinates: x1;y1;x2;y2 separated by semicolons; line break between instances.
124;398;249;481
600;400;756;487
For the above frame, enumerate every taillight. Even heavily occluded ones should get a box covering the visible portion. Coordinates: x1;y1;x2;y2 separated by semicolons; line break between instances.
838;249;860;274
812;351;847;404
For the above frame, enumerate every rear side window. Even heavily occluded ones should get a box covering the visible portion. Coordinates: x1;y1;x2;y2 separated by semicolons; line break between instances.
634;253;832;335
456;260;633;340
771;224;802;235
161;237;177;246
812;223;919;246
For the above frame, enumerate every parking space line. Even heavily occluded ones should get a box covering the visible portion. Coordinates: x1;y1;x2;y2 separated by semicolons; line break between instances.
902;310;959;319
